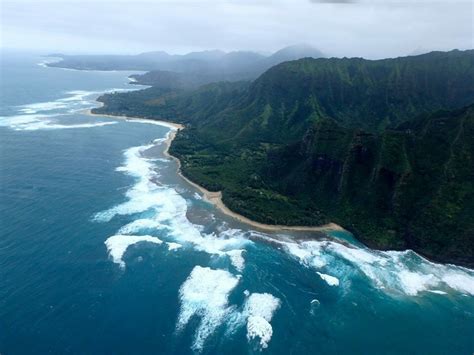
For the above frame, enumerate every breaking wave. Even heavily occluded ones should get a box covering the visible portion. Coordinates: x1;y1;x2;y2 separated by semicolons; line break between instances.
176;267;281;351
176;266;240;352
94;141;252;271
17;90;98;114
243;293;281;349
94;137;284;350
0;113;116;131
89;111;473;352
0;89;130;131
96;133;474;297
37;58;60;67
104;234;182;268
282;239;474;296
105;234;164;268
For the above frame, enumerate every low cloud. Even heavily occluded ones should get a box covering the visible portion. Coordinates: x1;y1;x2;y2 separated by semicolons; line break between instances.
1;0;471;58
309;0;355;3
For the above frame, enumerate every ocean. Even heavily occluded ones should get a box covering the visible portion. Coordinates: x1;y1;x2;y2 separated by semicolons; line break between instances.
1;50;473;354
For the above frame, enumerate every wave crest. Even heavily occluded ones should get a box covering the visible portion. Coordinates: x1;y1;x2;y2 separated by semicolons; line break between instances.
284;240;474;296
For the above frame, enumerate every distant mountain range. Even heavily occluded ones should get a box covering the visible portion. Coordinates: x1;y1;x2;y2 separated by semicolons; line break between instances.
47;44;325;88
92;49;474;267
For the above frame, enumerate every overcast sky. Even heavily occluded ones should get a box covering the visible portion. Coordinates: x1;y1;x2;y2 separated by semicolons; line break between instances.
1;0;472;58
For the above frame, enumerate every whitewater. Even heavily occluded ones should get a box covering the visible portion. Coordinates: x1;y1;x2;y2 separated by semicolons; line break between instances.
1;51;473;354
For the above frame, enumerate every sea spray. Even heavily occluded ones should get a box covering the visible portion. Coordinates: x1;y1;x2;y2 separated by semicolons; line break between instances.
176;266;240;351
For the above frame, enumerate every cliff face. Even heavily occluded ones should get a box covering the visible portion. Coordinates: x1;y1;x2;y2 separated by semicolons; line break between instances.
264;106;474;266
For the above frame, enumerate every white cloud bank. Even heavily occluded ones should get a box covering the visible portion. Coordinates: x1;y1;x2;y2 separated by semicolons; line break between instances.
1;0;472;58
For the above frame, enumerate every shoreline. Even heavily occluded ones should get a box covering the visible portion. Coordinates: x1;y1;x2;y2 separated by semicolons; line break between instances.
87;109;345;233
86;109;185;130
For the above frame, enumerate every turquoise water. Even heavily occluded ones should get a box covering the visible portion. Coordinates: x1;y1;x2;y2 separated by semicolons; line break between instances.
1;51;473;354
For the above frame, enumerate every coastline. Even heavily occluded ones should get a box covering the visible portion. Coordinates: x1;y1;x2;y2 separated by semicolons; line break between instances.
87;109;345;233
85;109;184;130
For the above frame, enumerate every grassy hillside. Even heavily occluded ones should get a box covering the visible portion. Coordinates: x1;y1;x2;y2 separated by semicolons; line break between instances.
94;81;250;120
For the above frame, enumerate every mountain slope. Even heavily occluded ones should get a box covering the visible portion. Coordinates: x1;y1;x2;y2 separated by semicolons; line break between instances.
232;49;474;135
262;106;474;265
93;49;474;266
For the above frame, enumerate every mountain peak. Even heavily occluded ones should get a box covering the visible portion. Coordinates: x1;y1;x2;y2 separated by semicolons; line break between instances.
182;50;227;61
269;44;325;62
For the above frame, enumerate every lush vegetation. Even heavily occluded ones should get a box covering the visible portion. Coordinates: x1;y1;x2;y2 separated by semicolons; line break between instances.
93;49;474;266
94;81;250;120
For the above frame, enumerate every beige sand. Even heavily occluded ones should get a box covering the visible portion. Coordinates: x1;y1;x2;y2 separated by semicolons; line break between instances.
87;109;184;130
88;109;345;233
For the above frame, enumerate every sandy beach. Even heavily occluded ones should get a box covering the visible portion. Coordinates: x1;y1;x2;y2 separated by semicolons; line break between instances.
87;109;344;233
87;109;184;130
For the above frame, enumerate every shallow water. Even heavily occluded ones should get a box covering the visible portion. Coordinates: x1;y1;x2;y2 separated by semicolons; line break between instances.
1;51;473;354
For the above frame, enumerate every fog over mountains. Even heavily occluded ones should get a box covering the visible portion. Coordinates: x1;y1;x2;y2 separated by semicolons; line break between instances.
3;0;471;58
47;44;325;88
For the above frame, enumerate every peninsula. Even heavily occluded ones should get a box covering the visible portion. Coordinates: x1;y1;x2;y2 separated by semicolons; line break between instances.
87;108;343;234
92;49;474;267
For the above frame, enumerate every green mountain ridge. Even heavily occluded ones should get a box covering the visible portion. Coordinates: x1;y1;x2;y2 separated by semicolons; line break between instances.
262;106;474;265
93;49;474;266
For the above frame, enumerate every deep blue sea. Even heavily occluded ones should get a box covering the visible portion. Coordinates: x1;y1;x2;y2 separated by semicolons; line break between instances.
1;51;473;355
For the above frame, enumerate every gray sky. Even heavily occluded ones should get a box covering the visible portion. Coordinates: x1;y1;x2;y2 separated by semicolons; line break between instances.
1;0;473;58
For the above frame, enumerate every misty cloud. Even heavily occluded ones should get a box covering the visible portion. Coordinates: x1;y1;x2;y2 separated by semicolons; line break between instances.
309;0;355;4
1;0;472;58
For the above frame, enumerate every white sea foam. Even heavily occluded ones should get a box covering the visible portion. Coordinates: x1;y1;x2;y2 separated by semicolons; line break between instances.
243;293;281;349
93;144;160;222
247;316;273;348
167;242;182;251
94;142;252;269
317;272;340;287
95;134;474;299
283;240;474;297
1;88;136;131
226;250;245;272
121;118;179;130
97;141;283;349
283;241;326;269
223;291;281;350
310;299;321;315
17;90;100;115
396;270;437;296
38;121;116;129
176;268;280;351
18;101;69;114
176;266;240;352
117;218;169;234
152;137;166;144
439;271;474;295
0;114;117;131
104;234;163;268
37;58;60;67
428;290;448;295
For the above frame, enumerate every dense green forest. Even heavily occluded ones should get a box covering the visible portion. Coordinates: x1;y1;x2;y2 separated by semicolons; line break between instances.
93;49;474;266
